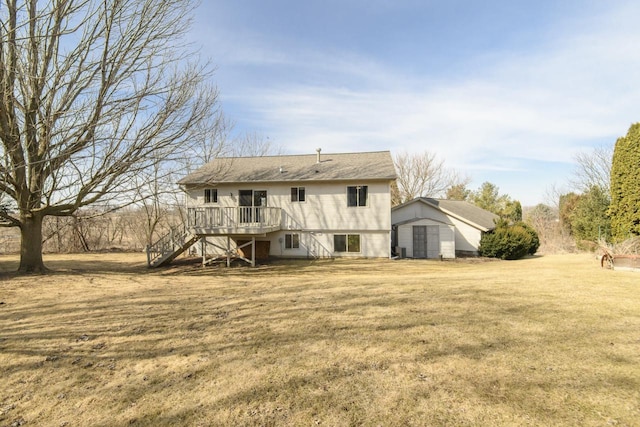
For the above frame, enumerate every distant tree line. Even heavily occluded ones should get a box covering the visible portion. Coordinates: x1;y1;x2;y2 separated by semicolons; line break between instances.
526;122;640;251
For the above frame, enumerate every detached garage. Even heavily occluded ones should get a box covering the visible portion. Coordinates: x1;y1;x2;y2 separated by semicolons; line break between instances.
392;198;499;258
394;218;455;259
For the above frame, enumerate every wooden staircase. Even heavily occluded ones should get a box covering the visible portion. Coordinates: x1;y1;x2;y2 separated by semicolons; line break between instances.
146;225;200;268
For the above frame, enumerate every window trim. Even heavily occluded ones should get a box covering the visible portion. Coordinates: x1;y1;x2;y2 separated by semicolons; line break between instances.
204;188;218;204
334;234;361;253
285;233;300;249
347;185;368;207
291;187;306;203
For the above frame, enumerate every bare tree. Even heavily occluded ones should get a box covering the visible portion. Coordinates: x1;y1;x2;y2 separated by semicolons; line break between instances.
0;0;218;273
133;159;177;248
571;145;613;194
184;109;234;171
139;108;285;247
393;150;461;204
232;132;284;157
390;180;402;207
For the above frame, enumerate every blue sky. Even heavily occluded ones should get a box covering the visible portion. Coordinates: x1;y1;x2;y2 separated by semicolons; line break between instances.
188;0;640;205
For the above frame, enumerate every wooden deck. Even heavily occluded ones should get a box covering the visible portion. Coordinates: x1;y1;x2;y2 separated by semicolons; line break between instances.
187;206;282;235
146;207;282;268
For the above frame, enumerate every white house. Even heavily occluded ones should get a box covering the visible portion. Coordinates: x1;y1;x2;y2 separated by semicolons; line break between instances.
391;198;498;258
147;150;396;267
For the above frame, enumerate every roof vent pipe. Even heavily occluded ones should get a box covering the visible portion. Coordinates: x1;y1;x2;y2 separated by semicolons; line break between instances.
316;148;321;163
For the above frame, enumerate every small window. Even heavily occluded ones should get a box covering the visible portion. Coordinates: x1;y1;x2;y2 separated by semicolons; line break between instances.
291;187;306;202
204;188;218;203
285;233;300;249
334;234;360;253
347;185;367;207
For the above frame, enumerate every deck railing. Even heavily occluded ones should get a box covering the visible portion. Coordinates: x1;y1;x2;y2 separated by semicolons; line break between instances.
187;206;281;231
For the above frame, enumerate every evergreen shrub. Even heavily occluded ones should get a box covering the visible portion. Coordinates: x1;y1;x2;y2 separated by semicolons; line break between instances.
479;220;539;260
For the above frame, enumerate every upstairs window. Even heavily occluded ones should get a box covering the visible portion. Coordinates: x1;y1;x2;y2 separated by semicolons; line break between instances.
204;188;218;203
291;187;306;202
347;185;367;207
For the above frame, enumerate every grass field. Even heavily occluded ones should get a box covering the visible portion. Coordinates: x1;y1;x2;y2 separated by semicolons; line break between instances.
0;253;639;426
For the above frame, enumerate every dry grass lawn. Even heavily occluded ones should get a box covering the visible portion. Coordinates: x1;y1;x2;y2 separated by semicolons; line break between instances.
0;253;639;426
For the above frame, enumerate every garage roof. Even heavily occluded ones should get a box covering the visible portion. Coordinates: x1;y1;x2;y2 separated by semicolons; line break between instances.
393;197;499;232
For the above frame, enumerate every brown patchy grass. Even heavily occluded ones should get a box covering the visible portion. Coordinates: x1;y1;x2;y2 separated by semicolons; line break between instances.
0;253;639;426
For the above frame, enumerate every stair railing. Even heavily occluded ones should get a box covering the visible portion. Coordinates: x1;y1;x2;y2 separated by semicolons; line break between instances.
146;224;189;267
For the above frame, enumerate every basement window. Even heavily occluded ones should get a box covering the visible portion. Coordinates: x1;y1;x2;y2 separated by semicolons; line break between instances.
204;188;218;204
334;234;361;253
285;233;300;249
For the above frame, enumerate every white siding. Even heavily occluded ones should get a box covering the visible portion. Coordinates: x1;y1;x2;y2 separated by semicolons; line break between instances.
198;231;389;259
392;200;485;257
185;180;392;258
447;217;482;255
439;225;456;258
396;219;455;259
391;202;452;226
267;230;389;259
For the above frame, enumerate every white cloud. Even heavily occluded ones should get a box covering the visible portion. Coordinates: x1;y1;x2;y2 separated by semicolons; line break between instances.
206;1;640;204
236;4;638;152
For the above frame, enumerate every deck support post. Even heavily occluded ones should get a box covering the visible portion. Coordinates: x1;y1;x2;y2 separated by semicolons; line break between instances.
251;237;256;267
226;236;231;268
201;238;205;267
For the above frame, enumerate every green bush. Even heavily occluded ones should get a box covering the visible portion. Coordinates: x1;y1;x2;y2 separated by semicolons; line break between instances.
479;221;539;260
518;221;540;255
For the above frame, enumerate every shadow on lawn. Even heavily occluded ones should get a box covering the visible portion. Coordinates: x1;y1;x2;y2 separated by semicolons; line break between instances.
0;277;572;372
2;251;499;280
0;253;149;278
2;255;381;279
2;255;637;426
0;268;638;426
156;256;430;279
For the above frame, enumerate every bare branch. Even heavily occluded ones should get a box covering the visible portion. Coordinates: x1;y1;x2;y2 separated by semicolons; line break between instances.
0;0;220;271
570;145;613;194
393;150;459;203
232;131;284;157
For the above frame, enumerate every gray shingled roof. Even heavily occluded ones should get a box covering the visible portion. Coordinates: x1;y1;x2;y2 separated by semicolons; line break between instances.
393;197;499;231
424;198;498;231
178;151;396;185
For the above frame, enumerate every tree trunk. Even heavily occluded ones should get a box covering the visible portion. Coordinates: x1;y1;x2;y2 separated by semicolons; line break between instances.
18;213;48;274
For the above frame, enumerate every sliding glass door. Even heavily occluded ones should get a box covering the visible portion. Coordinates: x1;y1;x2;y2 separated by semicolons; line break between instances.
238;190;267;223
